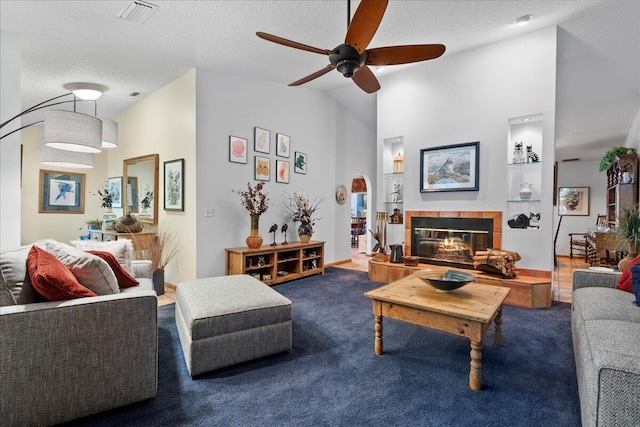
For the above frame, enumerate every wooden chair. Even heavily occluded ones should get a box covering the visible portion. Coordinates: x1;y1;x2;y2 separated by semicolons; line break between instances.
569;214;606;261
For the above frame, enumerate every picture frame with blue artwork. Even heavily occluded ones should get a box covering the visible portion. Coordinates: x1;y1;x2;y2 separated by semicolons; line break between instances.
276;133;290;158
39;169;85;214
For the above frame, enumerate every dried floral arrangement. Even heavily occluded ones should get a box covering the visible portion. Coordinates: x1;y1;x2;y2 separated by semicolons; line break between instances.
283;192;324;225
130;228;182;271
233;182;269;215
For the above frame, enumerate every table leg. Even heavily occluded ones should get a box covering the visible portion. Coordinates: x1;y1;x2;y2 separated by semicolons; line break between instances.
494;306;504;347
374;315;383;355
469;340;482;391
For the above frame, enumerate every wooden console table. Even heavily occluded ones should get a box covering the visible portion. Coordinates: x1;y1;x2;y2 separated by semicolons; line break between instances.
368;260;551;308
225;241;324;286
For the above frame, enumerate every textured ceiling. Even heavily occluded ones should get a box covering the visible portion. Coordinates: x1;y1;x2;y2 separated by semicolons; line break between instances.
1;0;638;161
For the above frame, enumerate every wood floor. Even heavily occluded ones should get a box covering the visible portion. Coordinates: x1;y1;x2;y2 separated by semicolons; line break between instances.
157;251;588;307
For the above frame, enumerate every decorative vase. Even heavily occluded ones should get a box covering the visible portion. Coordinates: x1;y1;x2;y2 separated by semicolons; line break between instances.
114;214;143;233
618;241;639;271
246;214;263;249
298;222;313;243
152;269;165;296
519;182;533;200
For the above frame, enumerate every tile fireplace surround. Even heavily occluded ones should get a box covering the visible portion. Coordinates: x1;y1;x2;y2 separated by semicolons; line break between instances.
367;210;552;308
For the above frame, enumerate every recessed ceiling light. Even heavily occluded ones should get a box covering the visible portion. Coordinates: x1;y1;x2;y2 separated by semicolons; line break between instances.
522;117;532;122
514;14;533;25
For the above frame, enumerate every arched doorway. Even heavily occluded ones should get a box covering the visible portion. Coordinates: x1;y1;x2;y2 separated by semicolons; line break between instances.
350;173;373;261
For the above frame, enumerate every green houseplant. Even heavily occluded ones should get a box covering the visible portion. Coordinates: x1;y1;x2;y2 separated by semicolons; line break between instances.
599;147;635;172
617;204;640;271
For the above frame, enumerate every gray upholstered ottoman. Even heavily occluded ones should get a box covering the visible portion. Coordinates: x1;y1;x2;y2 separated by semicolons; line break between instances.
175;274;292;376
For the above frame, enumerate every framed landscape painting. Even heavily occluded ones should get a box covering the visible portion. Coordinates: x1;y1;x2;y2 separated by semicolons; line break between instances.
420;141;479;193
39;169;85;213
558;187;589;216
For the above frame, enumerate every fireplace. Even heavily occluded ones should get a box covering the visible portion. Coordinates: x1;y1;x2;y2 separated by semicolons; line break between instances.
405;211;502;270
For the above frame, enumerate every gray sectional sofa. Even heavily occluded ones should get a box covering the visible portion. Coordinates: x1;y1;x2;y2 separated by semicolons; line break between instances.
0;243;158;427
572;269;640;426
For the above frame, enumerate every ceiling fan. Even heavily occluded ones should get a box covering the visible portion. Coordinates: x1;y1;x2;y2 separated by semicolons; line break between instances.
257;0;445;94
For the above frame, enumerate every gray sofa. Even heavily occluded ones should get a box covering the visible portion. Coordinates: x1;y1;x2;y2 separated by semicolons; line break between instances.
0;244;158;427
572;269;640;426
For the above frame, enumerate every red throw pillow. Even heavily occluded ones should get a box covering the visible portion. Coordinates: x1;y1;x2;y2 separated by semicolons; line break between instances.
87;250;139;288
27;246;97;301
617;253;640;293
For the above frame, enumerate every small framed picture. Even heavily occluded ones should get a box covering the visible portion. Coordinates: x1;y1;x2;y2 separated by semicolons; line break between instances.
254;156;270;181
39;169;85;214
254;127;270;154
558;187;590;216
229;136;247;164
294;151;307;174
164;158;185;211
108;176;123;208
276;160;290;184
276;133;290;158
420;141;480;193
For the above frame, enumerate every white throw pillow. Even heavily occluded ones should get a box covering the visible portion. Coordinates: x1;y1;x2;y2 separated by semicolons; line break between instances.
45;240;119;295
71;239;134;273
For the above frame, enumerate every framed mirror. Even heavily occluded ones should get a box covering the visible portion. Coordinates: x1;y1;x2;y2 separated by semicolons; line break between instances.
123;154;159;224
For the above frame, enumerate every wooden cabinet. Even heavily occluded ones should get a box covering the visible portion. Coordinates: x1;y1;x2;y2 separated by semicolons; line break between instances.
225;241;325;285
90;229;156;252
606;153;638;228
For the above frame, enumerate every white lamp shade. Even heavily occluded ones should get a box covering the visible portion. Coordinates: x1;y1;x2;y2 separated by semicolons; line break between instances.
43;110;102;153
40;135;94;168
101;118;118;148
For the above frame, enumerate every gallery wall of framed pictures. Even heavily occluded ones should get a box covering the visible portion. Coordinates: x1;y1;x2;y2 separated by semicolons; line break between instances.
228;127;307;184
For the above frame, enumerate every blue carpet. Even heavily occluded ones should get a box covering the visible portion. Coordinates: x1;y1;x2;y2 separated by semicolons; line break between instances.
68;267;580;426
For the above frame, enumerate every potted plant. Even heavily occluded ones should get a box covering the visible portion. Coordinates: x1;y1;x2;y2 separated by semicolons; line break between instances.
85;218;102;230
617;203;640;271
599;147;635;172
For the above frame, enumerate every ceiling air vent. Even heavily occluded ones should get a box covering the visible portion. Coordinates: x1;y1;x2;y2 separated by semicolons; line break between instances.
116;1;158;24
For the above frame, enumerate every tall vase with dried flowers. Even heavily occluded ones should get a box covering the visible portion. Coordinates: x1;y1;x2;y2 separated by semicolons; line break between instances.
233;182;269;249
283;192;323;243
617;204;640;271
130;228;182;295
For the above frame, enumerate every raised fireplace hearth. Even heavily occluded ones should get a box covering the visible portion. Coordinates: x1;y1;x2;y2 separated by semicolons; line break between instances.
404;211;502;270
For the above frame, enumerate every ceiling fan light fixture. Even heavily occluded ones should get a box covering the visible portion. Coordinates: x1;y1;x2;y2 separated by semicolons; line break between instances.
513;14;533;25
63;82;108;100
337;58;361;78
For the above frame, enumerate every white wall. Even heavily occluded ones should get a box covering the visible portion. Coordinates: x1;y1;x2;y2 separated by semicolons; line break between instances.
377;26;558;271
1;31;21;250
195;70;375;278
113;70;197;286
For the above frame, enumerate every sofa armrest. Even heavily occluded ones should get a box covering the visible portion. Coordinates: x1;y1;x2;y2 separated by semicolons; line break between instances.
572;268;621;291
131;259;153;278
0;291;158;426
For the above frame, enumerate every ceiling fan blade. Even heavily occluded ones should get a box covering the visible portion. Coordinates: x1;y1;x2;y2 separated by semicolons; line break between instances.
352;64;380;94
289;65;336;86
344;0;388;54
257;32;332;56
366;44;446;65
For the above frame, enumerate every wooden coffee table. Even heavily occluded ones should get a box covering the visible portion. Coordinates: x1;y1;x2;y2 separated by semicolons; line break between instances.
364;274;510;391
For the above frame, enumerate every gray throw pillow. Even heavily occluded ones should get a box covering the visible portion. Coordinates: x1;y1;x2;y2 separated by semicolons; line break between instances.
45;240;119;295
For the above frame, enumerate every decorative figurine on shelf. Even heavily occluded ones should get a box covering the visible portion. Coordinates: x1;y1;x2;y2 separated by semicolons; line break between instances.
311;260;318;269
258;256;266;266
391;183;402;202
519;182;533;200
529;212;541;229
513;142;525;164
281;223;289;245
393;152;404;173
390;208;403;224
526;145;540;162
269;223;278;246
